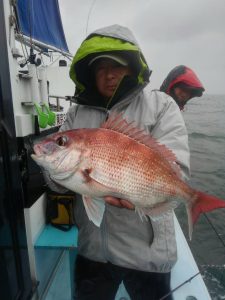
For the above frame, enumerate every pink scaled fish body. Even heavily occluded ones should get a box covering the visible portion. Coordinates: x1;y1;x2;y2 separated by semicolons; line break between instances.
31;114;225;239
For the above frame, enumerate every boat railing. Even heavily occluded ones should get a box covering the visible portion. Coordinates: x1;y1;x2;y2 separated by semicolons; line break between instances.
48;94;75;112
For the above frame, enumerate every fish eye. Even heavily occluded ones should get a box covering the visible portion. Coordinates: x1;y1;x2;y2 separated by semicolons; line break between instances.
56;136;68;146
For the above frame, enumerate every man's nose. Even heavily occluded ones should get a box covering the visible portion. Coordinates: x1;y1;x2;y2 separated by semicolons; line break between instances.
105;67;115;78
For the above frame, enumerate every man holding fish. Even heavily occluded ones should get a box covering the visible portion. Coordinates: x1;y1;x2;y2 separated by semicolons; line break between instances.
32;25;225;300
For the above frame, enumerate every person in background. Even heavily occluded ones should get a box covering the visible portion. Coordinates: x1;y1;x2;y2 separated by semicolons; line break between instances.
160;65;205;110
46;24;190;300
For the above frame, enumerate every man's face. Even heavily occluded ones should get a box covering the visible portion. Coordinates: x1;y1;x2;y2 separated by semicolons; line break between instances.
173;86;192;108
95;59;132;99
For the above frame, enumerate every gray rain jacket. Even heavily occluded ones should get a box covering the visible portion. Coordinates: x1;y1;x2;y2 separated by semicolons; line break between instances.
58;25;190;273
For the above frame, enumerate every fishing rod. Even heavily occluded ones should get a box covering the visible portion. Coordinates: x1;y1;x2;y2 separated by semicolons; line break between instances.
203;212;225;249
85;0;97;36
159;272;200;300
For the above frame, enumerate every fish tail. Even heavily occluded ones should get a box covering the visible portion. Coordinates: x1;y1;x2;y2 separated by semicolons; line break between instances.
187;191;225;240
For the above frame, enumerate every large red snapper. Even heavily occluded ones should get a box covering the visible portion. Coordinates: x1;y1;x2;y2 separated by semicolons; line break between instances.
31;114;225;239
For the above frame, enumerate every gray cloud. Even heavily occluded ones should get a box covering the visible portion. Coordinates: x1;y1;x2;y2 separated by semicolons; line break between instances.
59;0;225;94
134;0;225;42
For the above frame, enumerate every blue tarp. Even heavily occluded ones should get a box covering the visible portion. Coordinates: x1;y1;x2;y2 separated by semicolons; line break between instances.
17;0;69;53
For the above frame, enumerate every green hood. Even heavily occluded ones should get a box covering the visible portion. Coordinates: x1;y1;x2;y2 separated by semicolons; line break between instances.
69;24;151;106
70;25;150;92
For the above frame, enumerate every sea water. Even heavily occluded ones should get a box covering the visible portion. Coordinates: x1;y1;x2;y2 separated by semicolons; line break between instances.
175;94;225;300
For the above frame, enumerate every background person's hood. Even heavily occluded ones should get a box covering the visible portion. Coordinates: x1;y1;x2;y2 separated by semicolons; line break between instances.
160;65;205;98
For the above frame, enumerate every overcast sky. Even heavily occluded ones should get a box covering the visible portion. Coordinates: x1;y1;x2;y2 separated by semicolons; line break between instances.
59;0;225;95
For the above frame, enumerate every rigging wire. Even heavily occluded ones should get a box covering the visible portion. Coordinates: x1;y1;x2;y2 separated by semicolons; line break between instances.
85;0;97;36
13;1;71;63
11;3;30;62
28;0;33;49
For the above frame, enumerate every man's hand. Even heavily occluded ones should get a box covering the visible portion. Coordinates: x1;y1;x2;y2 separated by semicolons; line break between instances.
104;196;134;209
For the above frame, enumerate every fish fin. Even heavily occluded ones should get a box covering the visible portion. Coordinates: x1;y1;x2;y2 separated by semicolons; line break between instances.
82;196;105;227
82;168;121;196
136;201;179;221
187;191;225;240
101;113;181;178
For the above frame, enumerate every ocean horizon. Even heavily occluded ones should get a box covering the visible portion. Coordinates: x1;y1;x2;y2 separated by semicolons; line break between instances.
176;93;225;300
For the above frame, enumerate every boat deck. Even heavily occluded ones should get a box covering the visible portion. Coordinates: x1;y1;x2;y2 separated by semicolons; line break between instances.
34;215;211;300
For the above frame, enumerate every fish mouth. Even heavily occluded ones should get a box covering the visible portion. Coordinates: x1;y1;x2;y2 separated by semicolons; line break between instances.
31;153;42;161
31;146;46;160
31;153;75;181
33;144;49;156
31;153;37;159
30;153;47;168
31;144;54;163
